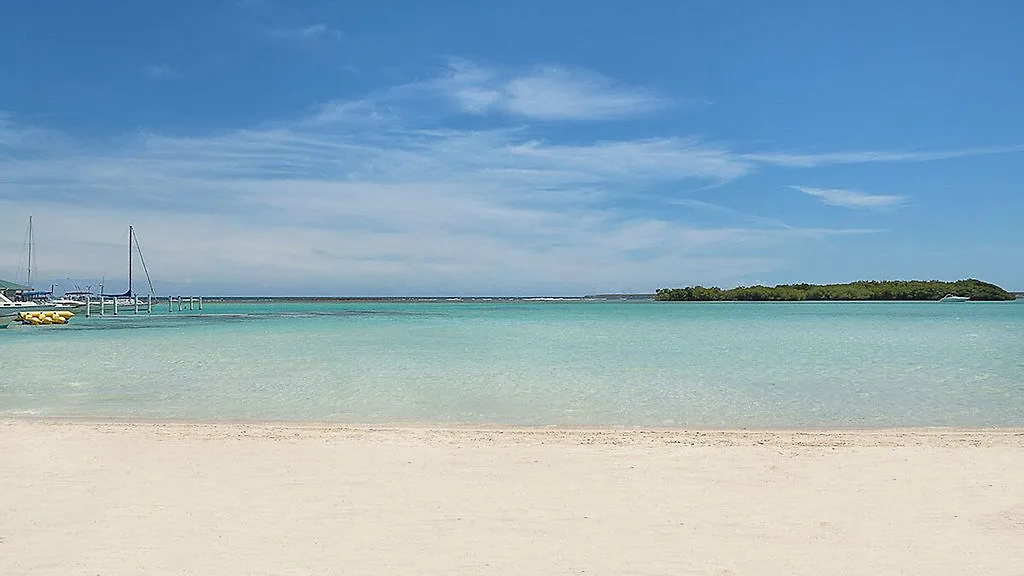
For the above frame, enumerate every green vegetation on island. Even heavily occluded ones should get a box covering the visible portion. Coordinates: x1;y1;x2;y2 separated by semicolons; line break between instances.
655;279;1017;302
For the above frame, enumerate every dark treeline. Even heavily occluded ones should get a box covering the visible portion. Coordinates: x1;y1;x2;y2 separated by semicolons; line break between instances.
655;279;1017;302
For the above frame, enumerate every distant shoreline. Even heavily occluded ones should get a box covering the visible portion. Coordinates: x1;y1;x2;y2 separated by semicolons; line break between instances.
179;295;1023;303
193;294;657;302
146;286;1024;302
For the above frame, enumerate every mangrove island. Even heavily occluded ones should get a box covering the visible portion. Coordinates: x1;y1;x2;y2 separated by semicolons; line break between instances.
655;279;1017;301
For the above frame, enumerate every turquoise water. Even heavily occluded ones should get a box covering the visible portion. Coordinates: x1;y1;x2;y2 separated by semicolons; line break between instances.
2;300;1023;427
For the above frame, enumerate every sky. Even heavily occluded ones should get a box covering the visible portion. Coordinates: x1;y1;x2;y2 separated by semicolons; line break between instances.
1;0;1022;295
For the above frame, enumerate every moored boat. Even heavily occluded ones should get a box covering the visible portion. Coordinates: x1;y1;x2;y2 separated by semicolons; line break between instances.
0;292;79;326
98;225;157;307
0;292;62;315
2;217;83;324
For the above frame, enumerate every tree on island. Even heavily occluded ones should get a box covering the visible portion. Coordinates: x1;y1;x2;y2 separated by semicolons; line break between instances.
655;279;1016;301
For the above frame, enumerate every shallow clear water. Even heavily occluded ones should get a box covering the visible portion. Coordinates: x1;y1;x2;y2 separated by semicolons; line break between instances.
2;300;1022;427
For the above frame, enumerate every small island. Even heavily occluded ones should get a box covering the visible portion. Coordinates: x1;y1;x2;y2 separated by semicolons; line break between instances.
656;279;1017;301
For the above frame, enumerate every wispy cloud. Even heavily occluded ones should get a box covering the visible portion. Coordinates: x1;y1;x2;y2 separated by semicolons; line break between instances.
791;186;907;209
435;59;666;121
272;23;343;41
0;108;857;294
144;63;178;80
302;99;395;127
299;24;328;38
745;145;1024;168
0;114;71;155
3;59;1018;294
503;66;664;120
670;199;793;229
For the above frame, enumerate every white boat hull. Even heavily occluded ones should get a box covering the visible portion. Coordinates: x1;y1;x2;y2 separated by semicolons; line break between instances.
0;294;79;320
0;303;61;317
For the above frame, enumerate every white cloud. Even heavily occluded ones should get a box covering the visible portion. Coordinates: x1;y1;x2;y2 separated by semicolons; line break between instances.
744;145;1024;167
272;23;343;41
503;67;663;120
0;109;865;294
792;186;906;209
435;60;665;121
144;64;177;80
299;24;327;38
505;137;751;183
8;57;1020;294
452;86;502;114
0;115;70;153
0;194;834;295
670;199;793;229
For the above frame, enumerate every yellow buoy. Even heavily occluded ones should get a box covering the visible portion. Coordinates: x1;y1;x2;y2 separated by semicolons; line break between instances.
15;309;75;325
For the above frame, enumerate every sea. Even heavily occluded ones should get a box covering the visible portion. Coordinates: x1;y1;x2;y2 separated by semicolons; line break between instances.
1;299;1022;428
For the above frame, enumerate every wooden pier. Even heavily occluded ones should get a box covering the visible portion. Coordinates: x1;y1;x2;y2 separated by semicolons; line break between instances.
168;296;203;312
83;295;203;316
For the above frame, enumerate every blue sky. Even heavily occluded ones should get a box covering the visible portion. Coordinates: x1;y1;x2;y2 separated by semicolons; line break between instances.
2;0;1023;295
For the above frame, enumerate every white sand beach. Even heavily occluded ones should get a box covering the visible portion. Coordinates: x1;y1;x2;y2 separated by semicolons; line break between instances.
2;420;1023;575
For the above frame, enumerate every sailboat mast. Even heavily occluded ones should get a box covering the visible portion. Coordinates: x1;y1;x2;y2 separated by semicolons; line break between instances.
27;215;33;288
128;225;134;297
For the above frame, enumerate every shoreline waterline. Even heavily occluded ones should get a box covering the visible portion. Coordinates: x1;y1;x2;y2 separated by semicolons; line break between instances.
6;418;1024;446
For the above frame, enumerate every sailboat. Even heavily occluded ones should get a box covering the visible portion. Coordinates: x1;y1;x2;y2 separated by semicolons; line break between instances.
21;215;86;307
1;216;80;324
99;225;156;307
